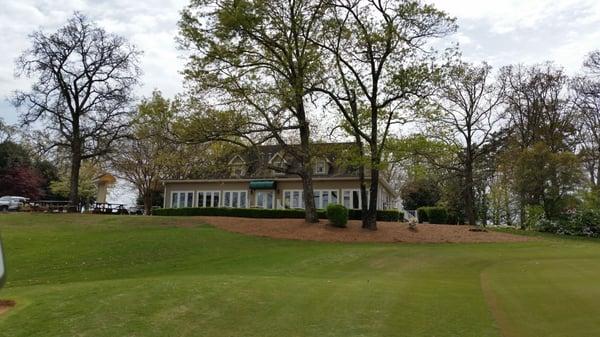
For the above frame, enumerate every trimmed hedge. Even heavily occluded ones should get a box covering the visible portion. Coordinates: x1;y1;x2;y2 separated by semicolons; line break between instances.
153;207;404;222
326;204;348;227
417;208;429;223
417;206;449;224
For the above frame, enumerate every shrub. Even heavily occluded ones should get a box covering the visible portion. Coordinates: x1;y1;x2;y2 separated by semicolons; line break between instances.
153;207;326;218
153;207;403;222
417;207;429;223
425;207;448;224
326;204;348;228
568;209;600;237
524;205;545;229
417;207;448;224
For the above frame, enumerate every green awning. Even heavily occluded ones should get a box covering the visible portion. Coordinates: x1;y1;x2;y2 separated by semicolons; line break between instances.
249;180;276;190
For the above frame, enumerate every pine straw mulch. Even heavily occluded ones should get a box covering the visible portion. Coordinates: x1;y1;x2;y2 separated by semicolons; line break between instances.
192;216;533;243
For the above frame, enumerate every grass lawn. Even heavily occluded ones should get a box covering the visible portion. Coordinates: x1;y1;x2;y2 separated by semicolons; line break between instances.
1;214;600;337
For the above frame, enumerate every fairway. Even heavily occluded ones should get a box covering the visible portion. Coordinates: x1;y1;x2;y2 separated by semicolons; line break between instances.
0;214;600;337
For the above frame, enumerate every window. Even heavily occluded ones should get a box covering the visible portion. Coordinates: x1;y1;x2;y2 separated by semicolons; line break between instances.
314;160;328;175
269;153;287;176
223;191;247;208
256;191;274;209
313;189;339;209
283;190;304;209
197;191;220;207
343;189;365;209
229;156;246;177
171;191;194;208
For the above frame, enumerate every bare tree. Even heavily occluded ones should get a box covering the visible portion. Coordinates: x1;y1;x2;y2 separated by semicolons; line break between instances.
12;12;141;208
573;50;600;187
0;119;17;143
427;62;505;226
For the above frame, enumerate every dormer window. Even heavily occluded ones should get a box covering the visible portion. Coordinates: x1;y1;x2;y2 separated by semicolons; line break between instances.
314;159;328;175
269;153;287;176
228;155;246;177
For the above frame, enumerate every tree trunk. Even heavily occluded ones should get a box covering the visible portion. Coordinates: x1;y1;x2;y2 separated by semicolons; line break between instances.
301;173;318;223
143;190;153;215
464;161;477;226
298;110;318;223
69;142;82;212
363;165;378;230
355;136;368;224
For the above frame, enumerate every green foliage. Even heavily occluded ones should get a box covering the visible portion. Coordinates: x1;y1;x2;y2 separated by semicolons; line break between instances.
524;205;546;230
417;206;449;224
400;177;441;210
326;204;348;228
154;207;403;222
515;143;582;219
0;141;31;170
50;161;100;205
417;207;429;223
154;207;323;218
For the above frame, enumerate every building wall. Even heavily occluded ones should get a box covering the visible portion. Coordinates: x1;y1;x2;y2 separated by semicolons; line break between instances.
164;178;397;210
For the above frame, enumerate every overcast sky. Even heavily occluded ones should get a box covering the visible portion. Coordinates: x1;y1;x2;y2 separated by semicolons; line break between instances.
1;0;599;124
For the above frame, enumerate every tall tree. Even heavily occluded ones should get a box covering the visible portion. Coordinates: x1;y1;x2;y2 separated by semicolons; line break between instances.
178;0;326;223
12;12;141;209
311;0;456;229
112;91;213;214
500;63;575;152
573;50;600;188
500;63;577;223
426;62;505;226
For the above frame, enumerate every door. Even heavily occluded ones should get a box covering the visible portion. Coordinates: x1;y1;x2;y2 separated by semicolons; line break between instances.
256;191;275;209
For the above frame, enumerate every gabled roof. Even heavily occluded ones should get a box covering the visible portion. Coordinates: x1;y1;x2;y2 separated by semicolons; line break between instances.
227;154;246;165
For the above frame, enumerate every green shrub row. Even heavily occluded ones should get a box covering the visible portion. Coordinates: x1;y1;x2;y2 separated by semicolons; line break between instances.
533;208;600;237
417;206;449;224
326;204;348;228
153;207;403;222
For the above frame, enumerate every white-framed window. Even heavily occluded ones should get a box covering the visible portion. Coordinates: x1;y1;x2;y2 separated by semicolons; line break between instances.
269;153;287;176
342;189;366;209
314;160;328;175
283;190;304;209
223;191;247;208
229;155;246;177
255;191;275;209
171;191;194;208
197;191;220;207
313;189;339;209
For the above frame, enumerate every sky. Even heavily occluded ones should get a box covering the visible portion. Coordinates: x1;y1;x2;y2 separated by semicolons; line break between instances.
0;0;599;204
1;0;600;124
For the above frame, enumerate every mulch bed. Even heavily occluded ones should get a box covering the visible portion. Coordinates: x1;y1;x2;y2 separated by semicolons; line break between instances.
194;216;532;243
0;300;16;315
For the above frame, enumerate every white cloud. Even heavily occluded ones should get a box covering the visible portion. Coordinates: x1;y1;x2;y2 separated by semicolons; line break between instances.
2;0;600;125
0;0;188;124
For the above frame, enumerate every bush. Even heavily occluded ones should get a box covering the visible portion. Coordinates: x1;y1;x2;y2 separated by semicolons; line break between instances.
417;207;429;223
524;205;545;229
417;207;448;224
426;207;448;224
153;207;404;222
528;207;600;238
326;204;348;228
153;207;326;218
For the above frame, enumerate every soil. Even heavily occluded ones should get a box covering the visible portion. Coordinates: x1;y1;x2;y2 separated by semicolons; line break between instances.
194;216;533;243
0;300;16;315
